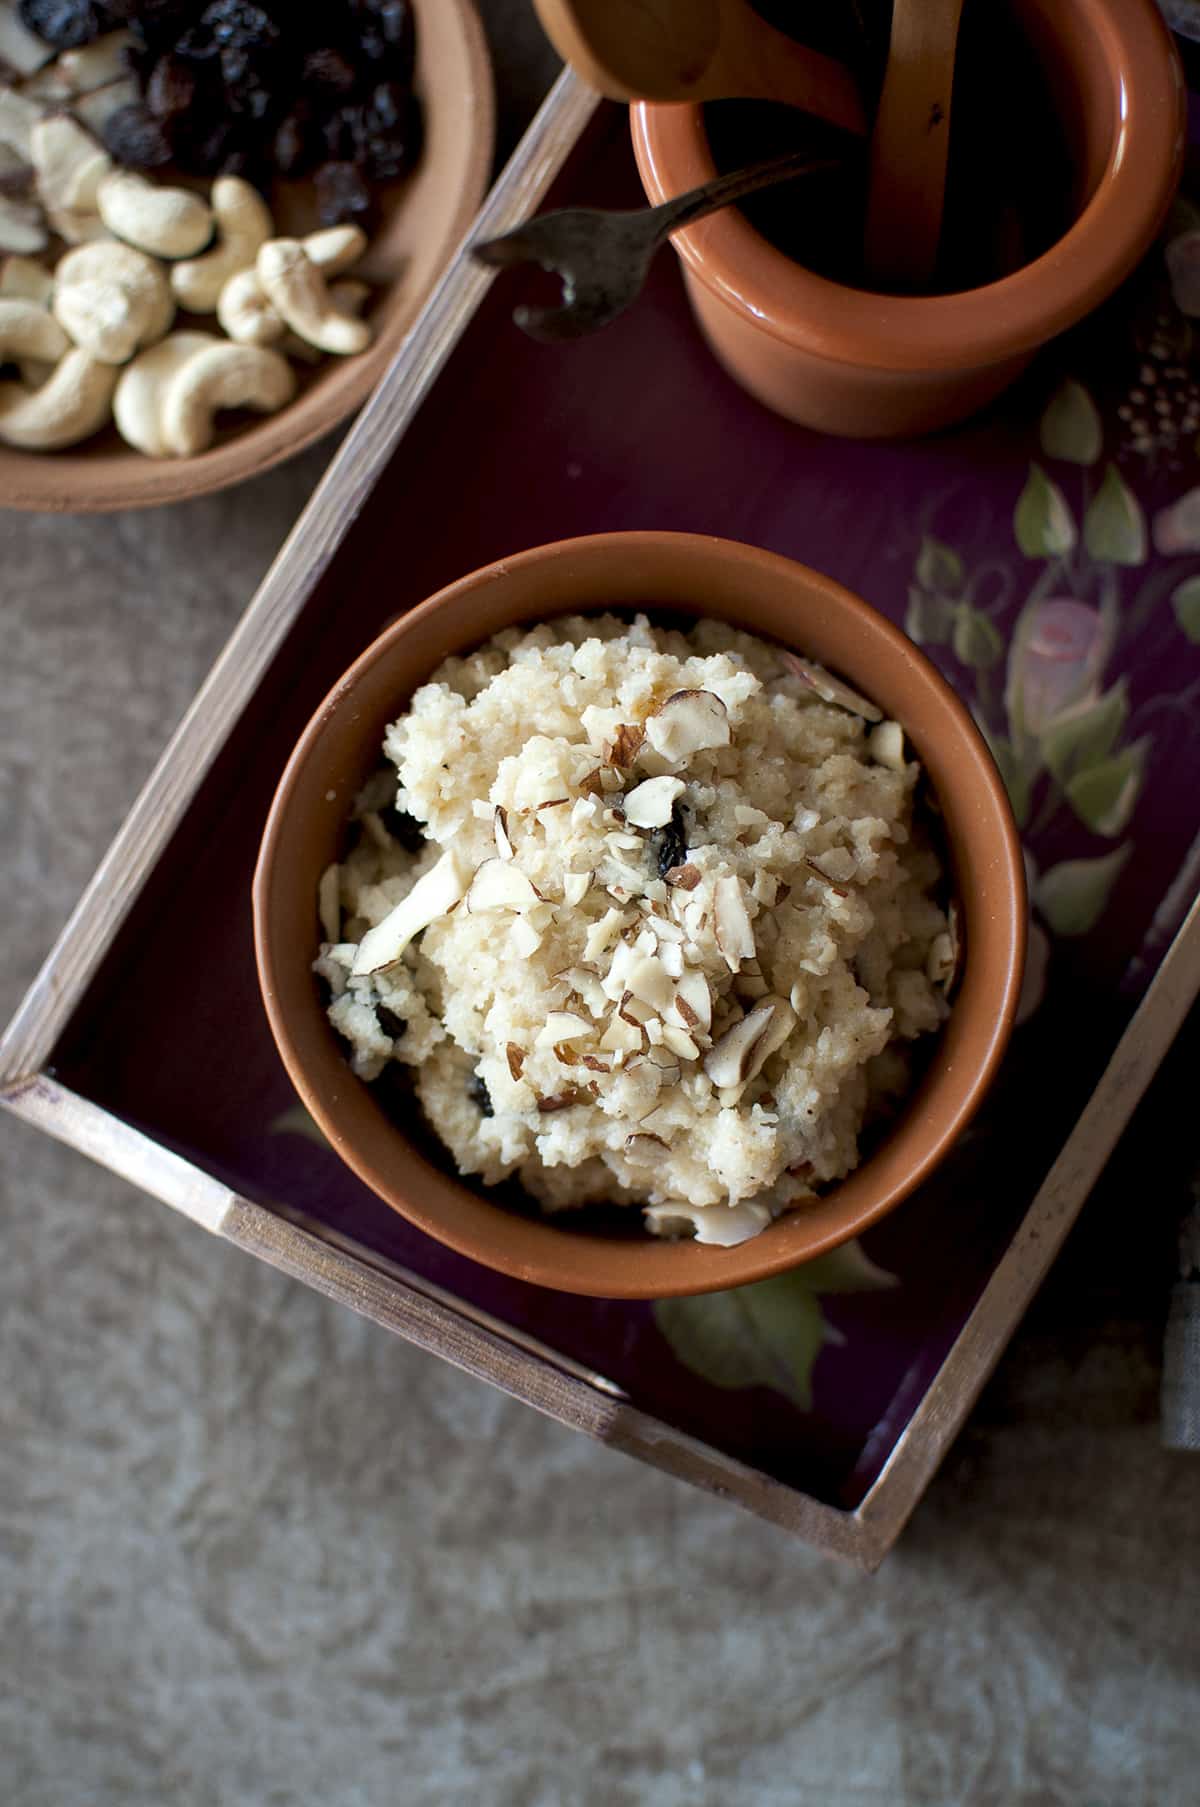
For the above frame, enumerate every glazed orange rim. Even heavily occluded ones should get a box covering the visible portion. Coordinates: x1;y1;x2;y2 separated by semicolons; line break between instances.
253;533;1027;1298
631;0;1184;373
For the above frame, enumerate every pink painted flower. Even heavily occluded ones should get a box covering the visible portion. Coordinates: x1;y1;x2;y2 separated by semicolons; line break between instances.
1007;598;1111;735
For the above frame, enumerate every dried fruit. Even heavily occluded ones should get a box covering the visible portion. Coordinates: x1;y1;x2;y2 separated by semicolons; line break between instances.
100;101;173;167
654;803;688;879
505;1043;525;1080
468;1071;493;1117
314;158;371;228
19;0;109;51
376;1004;407;1041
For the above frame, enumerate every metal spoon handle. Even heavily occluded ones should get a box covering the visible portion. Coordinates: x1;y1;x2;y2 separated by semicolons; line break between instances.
648;152;838;245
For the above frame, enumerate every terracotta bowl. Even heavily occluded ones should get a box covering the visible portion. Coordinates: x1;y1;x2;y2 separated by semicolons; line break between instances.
631;0;1184;438
0;0;493;513
254;533;1026;1299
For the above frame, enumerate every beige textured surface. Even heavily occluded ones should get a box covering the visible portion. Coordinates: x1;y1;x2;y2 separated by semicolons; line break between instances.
3;8;1200;1801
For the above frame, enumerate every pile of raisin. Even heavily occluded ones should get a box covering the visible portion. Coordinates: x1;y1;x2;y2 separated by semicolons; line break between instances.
20;0;423;228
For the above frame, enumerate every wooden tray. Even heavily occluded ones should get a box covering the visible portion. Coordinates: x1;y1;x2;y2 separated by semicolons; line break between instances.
5;73;1200;1570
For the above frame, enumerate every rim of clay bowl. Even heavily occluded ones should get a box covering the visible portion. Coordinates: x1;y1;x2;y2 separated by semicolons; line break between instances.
631;0;1184;375
0;0;493;513
253;532;1026;1299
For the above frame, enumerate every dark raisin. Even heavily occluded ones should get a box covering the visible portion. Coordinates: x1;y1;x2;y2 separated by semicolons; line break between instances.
363;89;422;181
100;102;174;168
357;0;415;74
380;805;425;853
305;47;358;94
272;106;318;178
314;159;372;229
654;802;689;879
320;104;367;162
146;53;197;119
376;1005;408;1041
201;0;278;52
0;164;34;198
18;0;111;49
468;1073;494;1118
173;116;240;175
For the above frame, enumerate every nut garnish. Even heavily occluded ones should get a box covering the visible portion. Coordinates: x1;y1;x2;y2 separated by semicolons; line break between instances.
802;857;849;899
625;952;675;1013
536;1012;592;1049
624;1133;667;1162
351;849;467;976
506;1042;526;1080
781;651;884;722
661;1024;700;1061
666;862;702;890
493;805;514;860
644;689;730;764
702;996;795;1089
712;874;755;971
581;1055;612;1074
538;1091;582;1112
868;720;906;771
562;871;591;906
600;1011;642;1055
510;918;543;958
466;859;540;912
605;722;645;767
624;774;685;829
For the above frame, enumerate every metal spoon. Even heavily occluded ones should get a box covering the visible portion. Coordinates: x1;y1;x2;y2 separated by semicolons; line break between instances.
533;0;866;134
472;150;836;343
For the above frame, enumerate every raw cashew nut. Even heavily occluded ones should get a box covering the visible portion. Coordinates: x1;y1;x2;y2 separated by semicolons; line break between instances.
0;296;68;363
160;341;296;456
256;239;371;356
97;169;213;260
113;330;218;456
216;265;285;346
0;348;116;448
171;177;273;313
30;116;111;215
300;224;369;278
53;242;174;364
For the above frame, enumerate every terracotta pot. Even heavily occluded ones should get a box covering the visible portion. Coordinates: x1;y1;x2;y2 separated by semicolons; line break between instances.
631;0;1184;438
254;532;1026;1298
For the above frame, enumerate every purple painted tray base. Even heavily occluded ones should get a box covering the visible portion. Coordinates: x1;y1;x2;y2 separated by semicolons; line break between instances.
52;108;1200;1509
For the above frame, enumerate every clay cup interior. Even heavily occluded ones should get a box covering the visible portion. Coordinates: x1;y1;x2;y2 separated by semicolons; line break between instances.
631;0;1184;438
0;0;493;512
254;533;1025;1298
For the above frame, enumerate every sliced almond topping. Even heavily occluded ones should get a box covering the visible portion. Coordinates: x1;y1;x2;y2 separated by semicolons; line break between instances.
702;996;796;1089
584;907;632;964
604;721;645;767
600;1011;643;1055
624;1132;667;1162
789;980;807;1014
639;1103;676;1135
644;689;730;764
577;769;604;798
780;651;884;722
351;849;467;976
553;1044;580;1065
674;993;699;1030
466;859;540;912
645;1019;665;1045
493;805;514;860
538;1091;582;1112
625;952;675;1012
661;1024;700;1061
712;874;755;971
562;871;591;906
802;857;849;898
535;1011;592;1049
318;862;340;943
580;1055;611;1074
510;917;543;958
676;969;713;1031
536;797;570;811
618;990;653;1026
776;882;792;904
645;1051;682;1079
623;774;685;829
666;862;702;891
506;1042;526;1080
868;719;907;771
659;940;684;979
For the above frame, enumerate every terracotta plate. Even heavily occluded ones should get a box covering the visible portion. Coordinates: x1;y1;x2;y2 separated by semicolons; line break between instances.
0;0;495;513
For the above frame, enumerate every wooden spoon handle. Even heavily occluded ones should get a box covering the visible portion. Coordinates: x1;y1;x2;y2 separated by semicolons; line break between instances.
864;0;965;288
705;0;866;132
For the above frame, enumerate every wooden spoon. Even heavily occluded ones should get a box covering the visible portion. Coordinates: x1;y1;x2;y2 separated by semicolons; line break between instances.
863;0;966;289
533;0;866;136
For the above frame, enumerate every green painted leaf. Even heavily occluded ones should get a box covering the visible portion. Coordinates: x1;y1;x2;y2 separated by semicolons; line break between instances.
1083;464;1147;566
1041;681;1128;785
652;1241;897;1412
269;1104;331;1149
1035;845;1132;937
915;535;965;593
1172;575;1200;643
1014;464;1077;557
1039;379;1103;465
1063;738;1148;838
987;733;1034;829
952;604;1004;670
905;585;956;646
